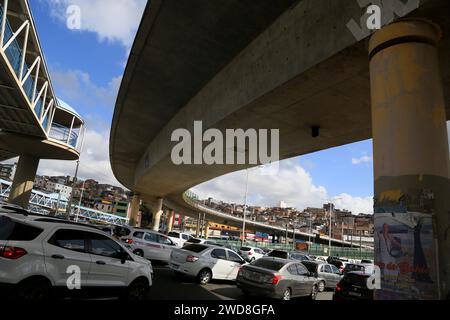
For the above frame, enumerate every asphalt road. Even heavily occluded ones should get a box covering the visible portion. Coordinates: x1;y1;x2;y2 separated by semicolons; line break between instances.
148;263;334;301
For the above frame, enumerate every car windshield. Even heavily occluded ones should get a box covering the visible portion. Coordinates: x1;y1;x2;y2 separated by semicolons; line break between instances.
345;264;365;272
342;273;370;287
252;259;286;271
168;232;179;237
183;244;208;253
240;247;251;251
268;250;288;258
301;261;318;273
187;238;202;243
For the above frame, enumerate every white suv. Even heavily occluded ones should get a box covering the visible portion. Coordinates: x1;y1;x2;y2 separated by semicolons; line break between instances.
0;210;153;300
167;231;193;247
238;246;266;262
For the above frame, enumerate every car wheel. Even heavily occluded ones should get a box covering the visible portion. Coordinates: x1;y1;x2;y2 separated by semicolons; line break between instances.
197;269;212;285
318;281;325;292
250;257;255;262
17;278;50;301
310;285;318;300
123;278;149;301
133;249;144;257
282;288;291;301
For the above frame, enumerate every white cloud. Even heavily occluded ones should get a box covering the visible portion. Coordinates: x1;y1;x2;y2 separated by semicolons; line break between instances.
331;194;374;215
44;0;147;49
351;155;372;165
192;159;374;214
50;68;121;110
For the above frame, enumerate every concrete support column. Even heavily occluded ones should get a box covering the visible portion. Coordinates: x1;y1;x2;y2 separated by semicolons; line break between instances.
204;221;210;239
369;20;450;300
152;197;163;231
128;194;141;227
196;213;201;237
8;155;39;208
167;210;175;234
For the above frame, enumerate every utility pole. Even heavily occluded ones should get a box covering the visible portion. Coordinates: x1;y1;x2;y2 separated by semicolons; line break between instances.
75;180;85;222
328;203;332;256
241;169;249;246
65;160;80;220
308;212;312;253
359;229;362;259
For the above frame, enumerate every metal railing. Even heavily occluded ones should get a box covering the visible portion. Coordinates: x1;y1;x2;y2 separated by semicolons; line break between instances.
0;1;83;152
49;123;79;148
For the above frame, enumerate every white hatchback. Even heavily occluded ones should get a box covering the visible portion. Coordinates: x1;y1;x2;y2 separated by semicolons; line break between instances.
169;243;246;284
0;210;153;300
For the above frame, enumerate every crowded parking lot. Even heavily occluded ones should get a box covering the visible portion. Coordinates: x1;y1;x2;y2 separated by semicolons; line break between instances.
0;204;376;301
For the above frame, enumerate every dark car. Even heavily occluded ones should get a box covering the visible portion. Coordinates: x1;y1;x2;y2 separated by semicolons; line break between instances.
327;256;347;269
236;257;319;300
343;263;375;275
267;250;313;262
333;272;374;300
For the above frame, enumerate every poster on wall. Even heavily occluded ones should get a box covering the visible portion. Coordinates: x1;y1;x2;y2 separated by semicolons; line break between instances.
374;211;437;300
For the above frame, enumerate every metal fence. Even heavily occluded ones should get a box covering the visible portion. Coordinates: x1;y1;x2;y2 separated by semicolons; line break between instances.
213;239;374;260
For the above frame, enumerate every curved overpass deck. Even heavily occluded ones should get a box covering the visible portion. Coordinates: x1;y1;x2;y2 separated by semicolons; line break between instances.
110;1;449;250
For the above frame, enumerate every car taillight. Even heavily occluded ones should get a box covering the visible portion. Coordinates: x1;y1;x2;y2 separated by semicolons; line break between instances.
186;255;199;262
124;239;133;244
248;252;252;255
0;246;28;259
272;275;282;285
336;283;343;292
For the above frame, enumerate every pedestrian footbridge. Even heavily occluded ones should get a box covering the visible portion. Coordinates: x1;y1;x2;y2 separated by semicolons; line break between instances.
0;0;84;207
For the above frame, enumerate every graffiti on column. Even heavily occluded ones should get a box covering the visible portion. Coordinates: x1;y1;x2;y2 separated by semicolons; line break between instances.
374;189;437;300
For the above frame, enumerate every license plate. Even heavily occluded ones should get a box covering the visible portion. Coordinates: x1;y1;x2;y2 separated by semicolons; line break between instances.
171;264;179;270
349;291;362;297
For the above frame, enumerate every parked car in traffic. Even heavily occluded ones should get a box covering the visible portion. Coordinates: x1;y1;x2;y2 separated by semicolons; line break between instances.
0;210;153;300
167;231;193;247
124;229;177;263
238;246;266;262
301;260;342;292
169;243;246;284
333;271;374;300
236;257;319;300
267;249;313;262
343;263;376;275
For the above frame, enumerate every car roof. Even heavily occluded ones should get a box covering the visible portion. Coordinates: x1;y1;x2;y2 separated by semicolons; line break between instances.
259;256;297;264
1;212;113;233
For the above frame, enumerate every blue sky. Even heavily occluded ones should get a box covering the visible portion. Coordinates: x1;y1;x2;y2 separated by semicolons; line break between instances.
22;0;450;215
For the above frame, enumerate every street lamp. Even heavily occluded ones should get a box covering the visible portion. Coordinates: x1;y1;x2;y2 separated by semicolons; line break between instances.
241;169;249;246
327;197;342;256
308;212;312;253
